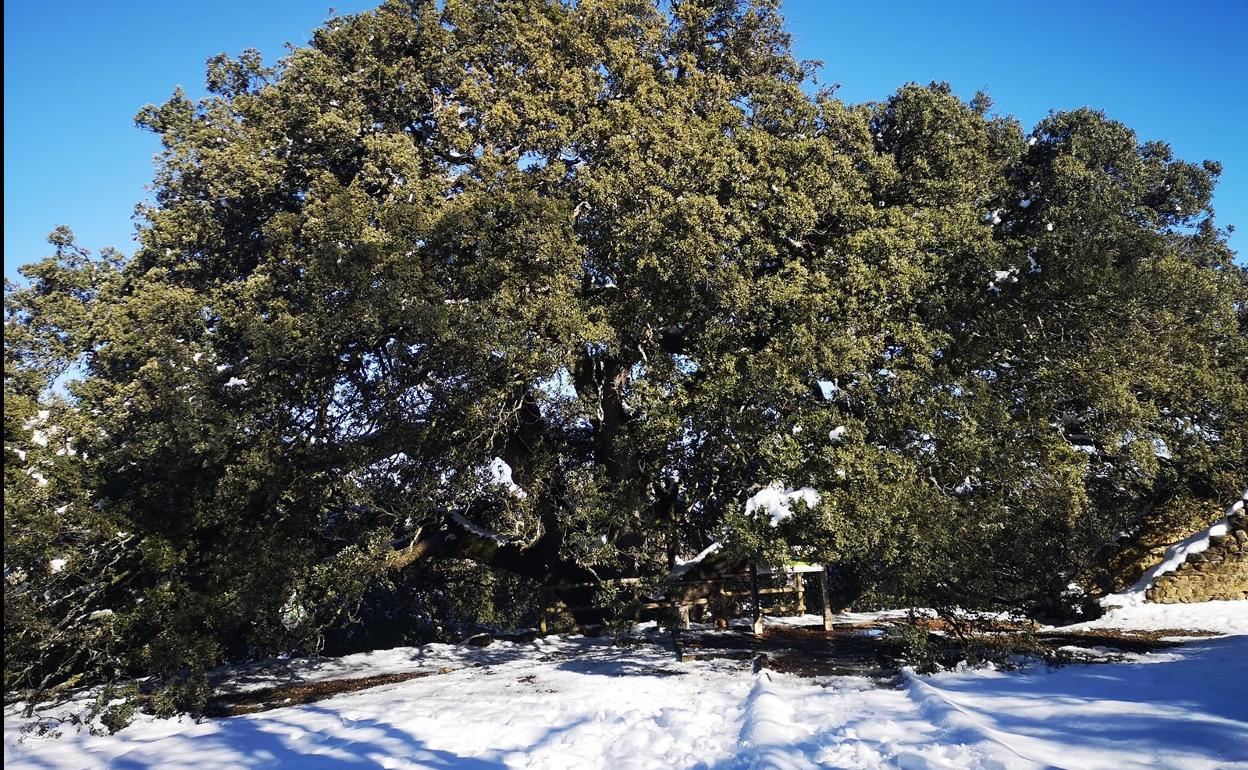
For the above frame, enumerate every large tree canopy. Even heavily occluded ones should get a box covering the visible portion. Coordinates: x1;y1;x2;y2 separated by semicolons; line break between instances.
6;0;1246;699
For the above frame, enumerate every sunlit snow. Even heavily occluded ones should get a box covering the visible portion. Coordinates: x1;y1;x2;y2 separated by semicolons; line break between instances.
745;484;822;527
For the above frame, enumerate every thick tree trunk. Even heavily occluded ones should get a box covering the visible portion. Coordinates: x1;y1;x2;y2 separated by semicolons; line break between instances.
379;347;718;622
573;352;638;483
383;509;599;586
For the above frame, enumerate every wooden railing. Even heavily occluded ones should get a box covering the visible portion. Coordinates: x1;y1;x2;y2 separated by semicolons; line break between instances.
537;564;834;635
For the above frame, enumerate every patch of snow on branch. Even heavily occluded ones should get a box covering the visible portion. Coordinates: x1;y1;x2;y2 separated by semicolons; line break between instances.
280;591;307;631
671;541;722;577
486;457;527;499
21;410;51;430
745;484;821;527
450;511;510;544
987;266;1019;293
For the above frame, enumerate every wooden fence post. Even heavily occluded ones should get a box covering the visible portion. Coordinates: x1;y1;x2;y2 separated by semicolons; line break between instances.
750;564;763;635
710;578;727;629
818;567;833;631
794;572;806;615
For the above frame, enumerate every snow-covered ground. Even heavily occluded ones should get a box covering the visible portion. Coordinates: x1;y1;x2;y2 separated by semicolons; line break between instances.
6;605;1247;770
905;634;1246;770
1052;599;1248;636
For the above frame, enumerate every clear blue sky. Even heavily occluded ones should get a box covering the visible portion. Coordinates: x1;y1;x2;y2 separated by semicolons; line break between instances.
5;1;1247;280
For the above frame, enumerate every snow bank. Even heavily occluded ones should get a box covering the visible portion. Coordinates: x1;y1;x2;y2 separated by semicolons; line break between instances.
738;670;818;770
905;668;1056;768
907;635;1248;770
1053;599;1248;636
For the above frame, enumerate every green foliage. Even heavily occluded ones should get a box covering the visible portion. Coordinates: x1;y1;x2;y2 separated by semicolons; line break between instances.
887;618;942;675
5;0;1246;703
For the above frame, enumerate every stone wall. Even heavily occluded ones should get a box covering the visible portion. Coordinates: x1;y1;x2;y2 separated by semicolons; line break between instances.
1089;497;1224;597
1145;509;1248;604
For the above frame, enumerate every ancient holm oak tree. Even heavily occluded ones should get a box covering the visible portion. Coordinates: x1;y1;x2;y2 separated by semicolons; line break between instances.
5;0;1247;700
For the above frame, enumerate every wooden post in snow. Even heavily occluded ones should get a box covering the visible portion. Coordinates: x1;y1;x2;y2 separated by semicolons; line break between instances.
710;578;728;629
750;563;764;635
538;585;551;636
818;566;833;631
794;572;806;615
